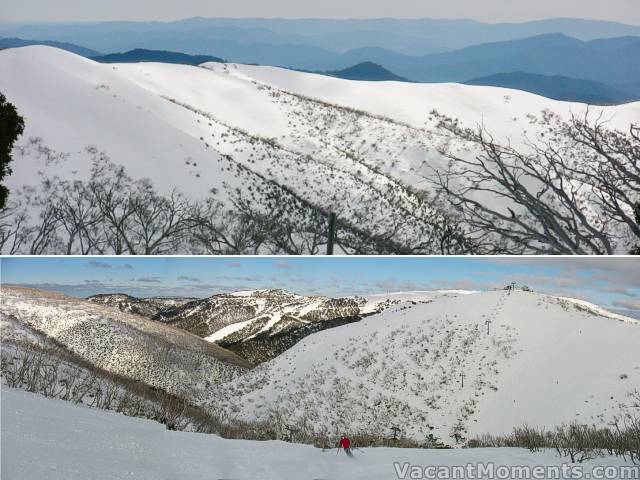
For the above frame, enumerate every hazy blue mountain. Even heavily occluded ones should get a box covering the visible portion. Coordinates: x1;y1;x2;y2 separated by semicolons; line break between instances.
618;80;640;95
172;40;335;67
0;36;100;56
1;20;637;96
465;72;638;105
1;17;638;56
357;34;640;93
86;34;338;68
328;46;414;70
324;62;408;82
91;49;224;65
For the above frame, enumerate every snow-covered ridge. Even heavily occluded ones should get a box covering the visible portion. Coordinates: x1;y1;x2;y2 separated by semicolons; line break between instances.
1;286;249;405
90;287;637;364
134;289;364;365
358;290;480;314
554;296;640;324
212;289;640;444
86;293;196;317
92;288;362;344
88;289;475;366
2;46;639;253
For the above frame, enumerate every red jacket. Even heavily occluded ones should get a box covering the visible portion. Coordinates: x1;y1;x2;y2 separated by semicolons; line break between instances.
339;437;351;449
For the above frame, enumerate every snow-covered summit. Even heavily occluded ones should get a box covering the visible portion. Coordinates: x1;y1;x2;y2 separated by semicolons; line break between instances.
213;289;640;443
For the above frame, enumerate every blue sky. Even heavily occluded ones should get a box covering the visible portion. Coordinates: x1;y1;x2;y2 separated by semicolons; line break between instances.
1;257;638;316
2;0;638;23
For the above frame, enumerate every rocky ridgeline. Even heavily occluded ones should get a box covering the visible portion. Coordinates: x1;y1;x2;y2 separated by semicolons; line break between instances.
89;289;374;365
87;294;196;318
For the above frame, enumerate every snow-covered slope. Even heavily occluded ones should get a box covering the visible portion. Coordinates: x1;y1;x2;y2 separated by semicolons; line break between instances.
2;387;636;480
89;289;469;365
201;62;640;133
147;289;361;340
2;46;639;253
0;286;250;404
92;289;368;365
213;290;640;444
556;296;640;324
359;290;479;314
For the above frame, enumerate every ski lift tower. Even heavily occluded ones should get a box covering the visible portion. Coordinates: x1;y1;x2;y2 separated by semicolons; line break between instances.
485;319;492;334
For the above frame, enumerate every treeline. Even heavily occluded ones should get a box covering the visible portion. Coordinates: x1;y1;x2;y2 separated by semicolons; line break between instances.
0;146;472;255
468;406;640;464
1;337;211;431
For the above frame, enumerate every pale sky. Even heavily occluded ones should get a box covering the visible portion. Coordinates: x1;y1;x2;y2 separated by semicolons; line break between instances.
1;0;639;24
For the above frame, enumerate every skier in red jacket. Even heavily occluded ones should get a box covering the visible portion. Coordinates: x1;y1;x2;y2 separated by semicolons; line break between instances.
338;435;353;457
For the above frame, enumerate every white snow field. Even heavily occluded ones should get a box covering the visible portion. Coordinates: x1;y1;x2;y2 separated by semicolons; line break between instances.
2;388;637;480
2;46;640;252
359;290;480;314
213;290;640;444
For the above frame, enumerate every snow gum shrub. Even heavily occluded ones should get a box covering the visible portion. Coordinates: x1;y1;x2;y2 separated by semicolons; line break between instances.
511;425;549;452
451;419;467;444
553;423;601;463
612;390;640;464
0;92;25;209
429;110;640;254
0;336;232;434
468;397;640;465
0;145;474;254
152;395;189;431
631;202;640;255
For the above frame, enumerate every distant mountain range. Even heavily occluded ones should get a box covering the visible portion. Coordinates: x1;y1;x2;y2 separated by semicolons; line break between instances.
3;24;639;101
323;61;408;82
91;48;224;65
316;34;640;95
465;72;639;105
3;29;640;106
85;293;196;317
0;36;100;57
317;65;638;104
2;17;639;55
88;289;368;365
